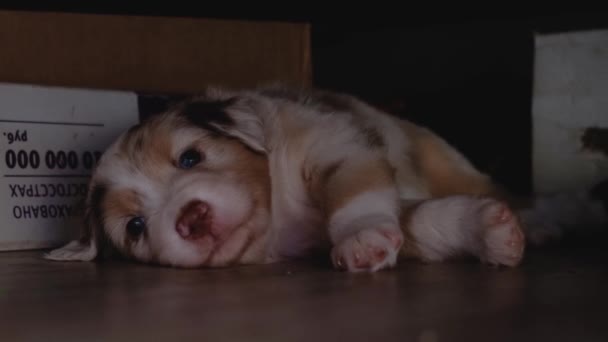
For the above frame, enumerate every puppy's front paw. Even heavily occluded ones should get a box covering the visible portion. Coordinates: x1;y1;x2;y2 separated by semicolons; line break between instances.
331;227;403;272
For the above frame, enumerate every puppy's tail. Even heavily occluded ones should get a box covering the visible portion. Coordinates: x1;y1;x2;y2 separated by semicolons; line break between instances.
515;180;608;245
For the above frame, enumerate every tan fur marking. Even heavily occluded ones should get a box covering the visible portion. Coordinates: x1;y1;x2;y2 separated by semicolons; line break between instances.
103;189;140;223
221;138;271;212
206;136;271;265
322;159;395;216
102;189;141;250
401;121;497;198
118;116;175;181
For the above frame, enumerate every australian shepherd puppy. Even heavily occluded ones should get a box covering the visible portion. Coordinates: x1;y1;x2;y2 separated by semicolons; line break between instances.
45;86;605;272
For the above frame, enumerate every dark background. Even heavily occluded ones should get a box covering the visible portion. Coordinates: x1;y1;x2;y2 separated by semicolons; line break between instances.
2;5;608;196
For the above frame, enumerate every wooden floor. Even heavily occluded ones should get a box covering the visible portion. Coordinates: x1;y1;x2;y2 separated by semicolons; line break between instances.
1;238;607;342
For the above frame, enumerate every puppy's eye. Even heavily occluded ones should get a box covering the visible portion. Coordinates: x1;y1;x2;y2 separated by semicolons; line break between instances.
126;217;146;237
178;148;202;169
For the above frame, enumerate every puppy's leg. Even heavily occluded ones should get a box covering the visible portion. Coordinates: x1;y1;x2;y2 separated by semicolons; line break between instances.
400;195;525;267
313;157;403;272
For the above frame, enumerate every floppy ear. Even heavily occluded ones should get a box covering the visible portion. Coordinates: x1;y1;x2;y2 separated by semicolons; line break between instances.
44;184;106;262
180;95;270;153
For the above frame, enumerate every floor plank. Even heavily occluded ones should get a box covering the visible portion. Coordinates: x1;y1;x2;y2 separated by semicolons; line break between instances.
1;240;607;342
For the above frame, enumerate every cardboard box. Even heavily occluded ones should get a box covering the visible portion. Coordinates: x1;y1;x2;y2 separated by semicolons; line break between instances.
0;10;311;251
0;10;311;93
0;83;139;251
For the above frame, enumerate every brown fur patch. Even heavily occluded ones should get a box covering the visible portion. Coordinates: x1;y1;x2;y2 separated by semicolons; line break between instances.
118;116;175;180
235;159;271;216
401;121;497;198
203;135;271;265
102;189;142;250
179;98;237;134
322;158;395;216
81;183;107;247
320;160;344;187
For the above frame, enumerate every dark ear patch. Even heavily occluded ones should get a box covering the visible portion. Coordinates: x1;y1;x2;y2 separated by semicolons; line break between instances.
138;93;192;122
180;98;237;133
81;183;107;248
87;183;107;226
86;183;123;259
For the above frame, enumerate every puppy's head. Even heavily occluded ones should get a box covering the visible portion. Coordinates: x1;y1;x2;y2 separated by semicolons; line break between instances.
46;91;272;267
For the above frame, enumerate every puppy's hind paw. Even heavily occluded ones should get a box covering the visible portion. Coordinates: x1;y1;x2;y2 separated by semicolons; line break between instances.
478;200;525;267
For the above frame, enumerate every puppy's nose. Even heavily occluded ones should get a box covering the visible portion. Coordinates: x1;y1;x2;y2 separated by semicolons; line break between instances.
176;200;211;239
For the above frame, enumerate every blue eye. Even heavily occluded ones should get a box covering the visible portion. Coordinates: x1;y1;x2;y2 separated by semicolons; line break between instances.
178;149;202;169
126;217;146;237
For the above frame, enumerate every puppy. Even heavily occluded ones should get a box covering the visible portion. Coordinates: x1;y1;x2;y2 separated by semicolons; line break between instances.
46;86;537;272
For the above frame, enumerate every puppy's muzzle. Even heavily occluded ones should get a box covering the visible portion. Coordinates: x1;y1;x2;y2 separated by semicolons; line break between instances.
176;200;212;240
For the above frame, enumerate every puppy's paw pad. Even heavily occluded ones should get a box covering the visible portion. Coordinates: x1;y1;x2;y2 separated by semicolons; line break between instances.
480;201;512;225
478;200;525;267
380;229;403;249
331;228;402;272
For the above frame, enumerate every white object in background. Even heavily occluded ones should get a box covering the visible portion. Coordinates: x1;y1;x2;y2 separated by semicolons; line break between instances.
0;83;138;251
533;29;608;194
